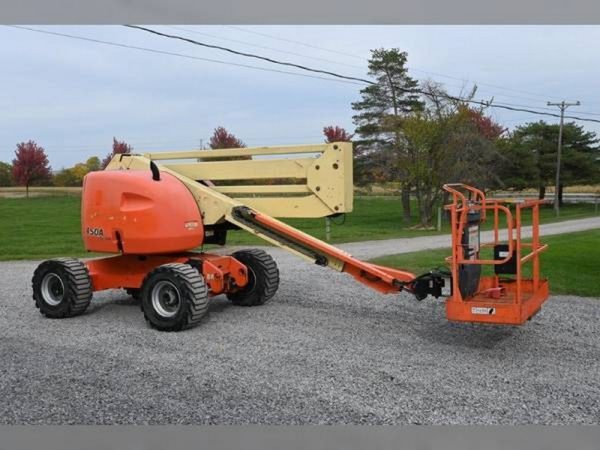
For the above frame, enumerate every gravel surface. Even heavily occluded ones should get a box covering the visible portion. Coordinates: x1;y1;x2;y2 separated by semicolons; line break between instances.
1;245;599;425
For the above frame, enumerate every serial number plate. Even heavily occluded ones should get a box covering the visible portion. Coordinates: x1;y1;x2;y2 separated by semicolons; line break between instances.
471;307;496;315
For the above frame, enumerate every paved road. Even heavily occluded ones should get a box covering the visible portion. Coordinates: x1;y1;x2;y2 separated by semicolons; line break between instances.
1;218;599;424
339;215;600;260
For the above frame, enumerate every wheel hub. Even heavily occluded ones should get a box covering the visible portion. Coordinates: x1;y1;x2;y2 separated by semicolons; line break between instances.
40;273;65;306
151;280;181;318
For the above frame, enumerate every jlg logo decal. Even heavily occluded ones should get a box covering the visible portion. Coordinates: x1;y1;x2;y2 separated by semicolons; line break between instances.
86;227;105;237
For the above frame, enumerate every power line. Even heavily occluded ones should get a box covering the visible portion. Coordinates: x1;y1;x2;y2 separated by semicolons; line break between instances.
123;25;375;85
225;25;565;103
7;25;600;125
492;101;567;112
11;24;573;109
165;25;366;71
6;25;365;87
225;25;364;60
490;101;600;118
482;102;599;124
170;25;525;105
565;110;600;118
409;69;562;103
462;86;561;105
167;26;571;106
126;25;600;125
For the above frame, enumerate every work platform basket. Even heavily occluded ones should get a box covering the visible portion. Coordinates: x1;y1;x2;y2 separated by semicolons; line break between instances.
443;184;550;325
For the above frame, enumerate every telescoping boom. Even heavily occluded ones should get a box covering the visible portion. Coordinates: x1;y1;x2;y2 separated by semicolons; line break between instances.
31;143;549;331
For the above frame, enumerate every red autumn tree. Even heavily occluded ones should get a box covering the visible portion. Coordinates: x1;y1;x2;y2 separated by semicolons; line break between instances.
207;127;249;161
323;125;353;143
12;140;52;198
101;138;133;169
209;126;246;149
463;108;505;140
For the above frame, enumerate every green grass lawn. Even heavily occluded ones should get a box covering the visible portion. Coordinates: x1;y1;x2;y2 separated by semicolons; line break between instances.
371;228;600;297
0;194;597;261
227;197;597;245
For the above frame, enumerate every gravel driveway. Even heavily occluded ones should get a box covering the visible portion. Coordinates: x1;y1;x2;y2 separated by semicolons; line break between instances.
1;236;599;424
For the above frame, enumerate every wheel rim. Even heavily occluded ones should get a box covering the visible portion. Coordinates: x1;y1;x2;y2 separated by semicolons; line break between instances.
151;280;181;318
41;273;65;306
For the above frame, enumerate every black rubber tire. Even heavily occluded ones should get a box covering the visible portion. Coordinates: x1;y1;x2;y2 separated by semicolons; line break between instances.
126;288;141;301
227;249;280;306
140;263;209;331
32;258;92;318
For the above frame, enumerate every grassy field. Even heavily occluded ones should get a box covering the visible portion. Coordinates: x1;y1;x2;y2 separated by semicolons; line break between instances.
371;229;600;297
0;195;598;261
0;186;82;198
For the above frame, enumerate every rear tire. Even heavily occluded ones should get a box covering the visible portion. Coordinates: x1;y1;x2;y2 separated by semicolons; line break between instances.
32;258;92;318
227;249;279;306
141;263;208;331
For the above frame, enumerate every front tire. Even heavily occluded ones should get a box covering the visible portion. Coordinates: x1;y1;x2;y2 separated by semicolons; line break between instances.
227;249;279;306
141;263;209;331
32;258;92;318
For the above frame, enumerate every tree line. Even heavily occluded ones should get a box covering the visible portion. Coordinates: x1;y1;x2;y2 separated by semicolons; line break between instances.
350;49;599;227
0;138;132;196
2;48;599;226
0;126;343;196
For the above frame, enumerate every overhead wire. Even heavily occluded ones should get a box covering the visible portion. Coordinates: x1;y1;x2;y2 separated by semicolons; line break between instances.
6;25;366;86
123;25;376;85
224;25;364;60
125;25;600;125
165;25;366;71
165;26;570;107
6;25;600;124
225;25;566;103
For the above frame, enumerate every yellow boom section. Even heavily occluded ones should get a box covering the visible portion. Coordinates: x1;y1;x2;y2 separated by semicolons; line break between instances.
107;142;353;221
105;142;353;267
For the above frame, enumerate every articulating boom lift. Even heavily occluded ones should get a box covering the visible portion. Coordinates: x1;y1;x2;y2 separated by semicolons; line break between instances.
31;143;549;331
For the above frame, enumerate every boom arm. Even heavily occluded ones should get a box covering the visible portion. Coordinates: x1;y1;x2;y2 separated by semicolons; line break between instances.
105;143;442;298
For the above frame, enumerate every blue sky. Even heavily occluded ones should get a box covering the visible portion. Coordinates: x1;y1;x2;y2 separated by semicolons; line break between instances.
1;25;599;169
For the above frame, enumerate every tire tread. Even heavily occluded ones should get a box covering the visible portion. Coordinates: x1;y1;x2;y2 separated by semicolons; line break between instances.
141;263;209;331
227;249;279;306
31;258;92;318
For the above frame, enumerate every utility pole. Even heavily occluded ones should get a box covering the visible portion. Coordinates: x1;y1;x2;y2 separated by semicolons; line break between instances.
547;100;580;217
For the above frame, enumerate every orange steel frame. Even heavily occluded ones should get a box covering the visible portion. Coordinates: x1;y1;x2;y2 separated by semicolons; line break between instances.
86;253;249;296
443;184;550;325
84;209;416;301
84;211;417;298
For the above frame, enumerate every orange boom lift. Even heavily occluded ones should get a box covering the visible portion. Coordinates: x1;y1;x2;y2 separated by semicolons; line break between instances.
31;143;549;331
